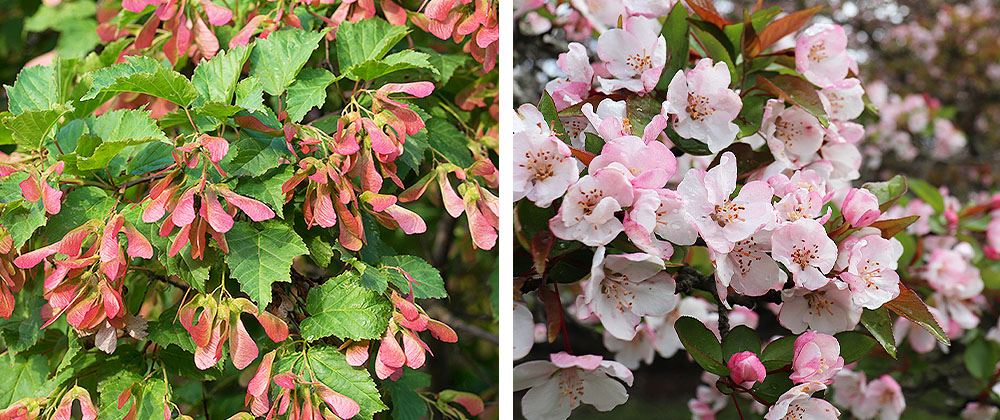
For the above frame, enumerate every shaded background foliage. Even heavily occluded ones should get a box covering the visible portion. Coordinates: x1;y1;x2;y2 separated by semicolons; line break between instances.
0;0;500;417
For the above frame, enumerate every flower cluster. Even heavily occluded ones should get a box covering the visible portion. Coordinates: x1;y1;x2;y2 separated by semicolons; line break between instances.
513;2;955;418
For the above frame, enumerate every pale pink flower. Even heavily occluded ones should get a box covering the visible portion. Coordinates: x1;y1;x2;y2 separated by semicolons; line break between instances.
839;234;903;309
513;131;580;207
771;218;838;290
779;280;862;334
832;368;866;408
819;141;863;181
924;244;983;300
624;0;674;17
841;188;881;228
688;385;725;420
962;403;999;420
757;100;824;168
514;103;553;137
550;166;635;246
596;16;666;93
790;331;844;384
820;78;865;121
569;0;625;32
774;189;829;224
513;302;535;360
624;190;675;259
545;42;594;110
796;23;854;87
664;58;742;152
514;352;633;420
583;247;677;340
590;136;676;189
581;99;629;140
765;382;840;420
602;323;657;369
855;375;905;420
727;351;766;388
713;230;787;297
678;152;774;253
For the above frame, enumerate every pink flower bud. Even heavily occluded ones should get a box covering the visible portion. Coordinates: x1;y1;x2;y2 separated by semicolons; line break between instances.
842;188;881;227
727;351;766;388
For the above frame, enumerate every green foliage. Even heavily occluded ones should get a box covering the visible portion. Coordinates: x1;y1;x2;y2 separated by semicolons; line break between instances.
226;221;308;310
674;316;728;376
300;272;392;341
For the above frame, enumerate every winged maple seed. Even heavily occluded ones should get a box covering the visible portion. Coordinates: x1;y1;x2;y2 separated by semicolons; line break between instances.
370;290;458;380
0;225;27;319
244;361;360;419
141;135;276;260
179;295;289;370
12;213;153;352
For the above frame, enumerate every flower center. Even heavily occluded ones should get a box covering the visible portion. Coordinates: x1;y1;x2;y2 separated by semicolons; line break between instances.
577;188;604;217
791;239;820;269
686;93;715;121
557;369;584;405
626;50;653;73
602;272;635;312
711;200;745;227
520;149;562;182
859;259;883;288
804;291;835;316
808;41;827;62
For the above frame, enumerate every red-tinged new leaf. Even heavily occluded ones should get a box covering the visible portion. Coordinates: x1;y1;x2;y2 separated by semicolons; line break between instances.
685;0;731;28
885;284;950;345
750;6;823;56
870;215;920;239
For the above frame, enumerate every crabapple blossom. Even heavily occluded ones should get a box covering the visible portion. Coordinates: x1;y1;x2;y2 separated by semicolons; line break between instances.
514;103;553;137
854;375;906;420
779;280;862;334
962;403;999;420
625;189;698;259
832;368;867;408
796;23;854;87
838;234;904;309
712;230;787;297
602;323;658;369
677;152;774;253
513;129;580;207
596;16;665;93
771;218;838;290
841;188;882;228
513;352;634;420
820;78;866;121
757;100;824;169
923;243;984;300
513;302;535;360
727;351;766;388
545;43;594;110
550;166;635;246
765;382;840;420
790;331;845;384
583;247;677;340
664;58;743;152
589;135;676;189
